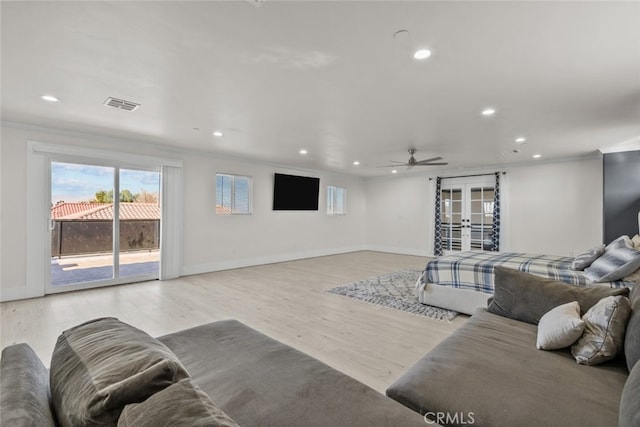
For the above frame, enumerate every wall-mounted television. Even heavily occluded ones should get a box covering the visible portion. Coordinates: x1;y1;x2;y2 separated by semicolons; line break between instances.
273;173;320;211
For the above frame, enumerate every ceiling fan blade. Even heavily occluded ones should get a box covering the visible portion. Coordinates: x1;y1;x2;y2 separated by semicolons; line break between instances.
387;160;406;164
376;164;409;168
417;156;443;163
415;161;449;166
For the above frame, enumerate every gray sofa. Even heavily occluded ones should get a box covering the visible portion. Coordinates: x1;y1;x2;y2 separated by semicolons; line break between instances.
387;267;640;427
1;318;428;427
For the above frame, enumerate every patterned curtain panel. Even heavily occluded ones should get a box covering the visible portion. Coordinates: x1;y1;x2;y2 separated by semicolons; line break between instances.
490;172;501;252
433;177;443;256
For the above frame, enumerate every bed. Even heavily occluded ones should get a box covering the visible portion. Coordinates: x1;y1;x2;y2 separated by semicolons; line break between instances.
417;250;637;315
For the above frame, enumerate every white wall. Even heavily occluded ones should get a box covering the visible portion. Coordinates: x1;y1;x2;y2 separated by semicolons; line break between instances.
503;157;603;255
365;156;603;257
364;174;433;256
0;124;366;300
181;153;366;275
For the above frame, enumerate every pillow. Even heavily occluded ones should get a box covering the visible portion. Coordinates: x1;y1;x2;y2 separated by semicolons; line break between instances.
585;236;640;282
117;378;239;427
570;245;605;270
625;284;640;371
571;295;632;365
536;301;585;350
606;235;630;250
0;343;56;427
632;234;640;250
487;267;630;325
50;317;190;427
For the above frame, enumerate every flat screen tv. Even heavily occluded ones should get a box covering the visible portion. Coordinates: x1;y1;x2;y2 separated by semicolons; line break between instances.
273;173;320;211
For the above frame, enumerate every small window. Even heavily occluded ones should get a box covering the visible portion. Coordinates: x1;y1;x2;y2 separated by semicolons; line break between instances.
327;186;346;215
216;174;252;215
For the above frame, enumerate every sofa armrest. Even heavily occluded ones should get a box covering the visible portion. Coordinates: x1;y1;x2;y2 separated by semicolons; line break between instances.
1;343;57;427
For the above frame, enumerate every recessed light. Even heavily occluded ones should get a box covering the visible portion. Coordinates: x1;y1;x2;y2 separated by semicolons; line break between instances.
533;154;542;159
481;108;496;116
299;149;308;155
41;95;59;102
353;161;360;166
515;137;526;143
213;131;223;137
391;170;398;174
413;49;432;60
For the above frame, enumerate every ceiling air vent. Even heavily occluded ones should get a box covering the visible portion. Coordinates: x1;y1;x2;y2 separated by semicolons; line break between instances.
103;97;140;112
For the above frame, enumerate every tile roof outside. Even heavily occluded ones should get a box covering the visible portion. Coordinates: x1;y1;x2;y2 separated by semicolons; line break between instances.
52;202;160;220
51;202;105;219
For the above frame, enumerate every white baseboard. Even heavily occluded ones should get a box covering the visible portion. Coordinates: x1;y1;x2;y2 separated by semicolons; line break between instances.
0;286;44;303
364;245;431;257
181;245;368;277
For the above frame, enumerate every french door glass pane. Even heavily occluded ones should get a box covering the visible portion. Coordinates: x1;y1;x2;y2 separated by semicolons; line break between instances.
441;189;463;250
470;186;495;251
118;169;161;278
50;162;115;286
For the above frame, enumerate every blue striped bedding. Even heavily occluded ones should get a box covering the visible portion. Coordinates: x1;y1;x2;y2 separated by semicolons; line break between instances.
424;251;631;294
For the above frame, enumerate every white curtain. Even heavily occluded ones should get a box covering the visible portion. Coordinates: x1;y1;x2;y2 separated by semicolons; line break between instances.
160;165;183;280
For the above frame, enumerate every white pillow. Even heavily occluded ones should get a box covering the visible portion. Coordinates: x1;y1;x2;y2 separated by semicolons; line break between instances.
632;234;640;250
536;301;585;350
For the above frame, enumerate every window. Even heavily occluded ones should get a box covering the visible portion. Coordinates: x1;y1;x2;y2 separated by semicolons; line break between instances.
327;186;346;215
216;174;252;215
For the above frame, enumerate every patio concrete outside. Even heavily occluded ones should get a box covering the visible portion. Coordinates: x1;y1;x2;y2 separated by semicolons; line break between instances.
51;250;159;286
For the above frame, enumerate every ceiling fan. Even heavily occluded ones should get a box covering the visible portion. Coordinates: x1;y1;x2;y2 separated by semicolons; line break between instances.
379;149;448;168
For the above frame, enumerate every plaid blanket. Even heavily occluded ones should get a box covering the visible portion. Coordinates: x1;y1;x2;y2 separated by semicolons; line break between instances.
424;251;630;294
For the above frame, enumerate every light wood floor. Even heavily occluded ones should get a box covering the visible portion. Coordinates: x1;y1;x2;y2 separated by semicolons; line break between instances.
0;251;467;393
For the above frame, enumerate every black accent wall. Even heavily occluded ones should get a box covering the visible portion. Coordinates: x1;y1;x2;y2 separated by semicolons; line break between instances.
603;150;640;244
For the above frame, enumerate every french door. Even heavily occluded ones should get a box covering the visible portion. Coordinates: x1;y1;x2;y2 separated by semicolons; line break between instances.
47;159;160;293
440;178;496;254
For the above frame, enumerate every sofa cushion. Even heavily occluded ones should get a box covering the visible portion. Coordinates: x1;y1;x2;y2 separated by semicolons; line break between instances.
487;267;630;325
536;301;584;350
117;379;239;427
0;343;56;427
619;360;640;427
625;284;640;371
570;244;605;270
387;308;629;427
585;236;640;282
571;295;631;365
158;319;429;427
50;317;189;427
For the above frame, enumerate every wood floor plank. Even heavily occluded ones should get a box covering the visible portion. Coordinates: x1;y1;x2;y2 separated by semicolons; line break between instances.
0;251;467;393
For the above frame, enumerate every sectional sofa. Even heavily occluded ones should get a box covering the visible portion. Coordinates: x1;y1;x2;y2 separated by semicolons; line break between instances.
0;317;428;427
388;267;639;427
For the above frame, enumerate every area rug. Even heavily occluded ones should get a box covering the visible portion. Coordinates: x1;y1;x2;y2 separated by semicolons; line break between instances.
326;269;457;321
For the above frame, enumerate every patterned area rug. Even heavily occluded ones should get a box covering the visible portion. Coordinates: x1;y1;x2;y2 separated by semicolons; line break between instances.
326;269;457;321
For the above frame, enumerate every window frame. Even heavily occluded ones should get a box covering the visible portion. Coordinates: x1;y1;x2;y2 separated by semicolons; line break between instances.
327;185;347;215
216;173;253;215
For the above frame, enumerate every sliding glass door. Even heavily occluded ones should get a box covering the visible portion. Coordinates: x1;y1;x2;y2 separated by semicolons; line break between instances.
48;160;160;292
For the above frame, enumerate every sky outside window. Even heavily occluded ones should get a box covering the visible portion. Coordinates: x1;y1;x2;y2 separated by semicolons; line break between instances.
51;162;160;204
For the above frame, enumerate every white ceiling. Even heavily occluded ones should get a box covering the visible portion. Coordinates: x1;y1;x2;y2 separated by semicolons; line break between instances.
2;1;639;176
